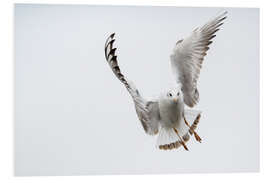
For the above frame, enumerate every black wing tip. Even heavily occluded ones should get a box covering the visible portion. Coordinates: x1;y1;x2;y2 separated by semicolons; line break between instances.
110;55;117;61
105;33;116;48
109;48;117;56
219;16;227;22
108;32;115;40
105;33;117;60
219;10;228;17
108;39;115;46
214;11;227;24
220;11;228;20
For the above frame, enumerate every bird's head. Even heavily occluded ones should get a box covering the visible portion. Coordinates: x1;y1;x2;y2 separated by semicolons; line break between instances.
165;88;181;104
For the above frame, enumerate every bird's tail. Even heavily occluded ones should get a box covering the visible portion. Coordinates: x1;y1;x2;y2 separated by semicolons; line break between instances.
156;109;201;150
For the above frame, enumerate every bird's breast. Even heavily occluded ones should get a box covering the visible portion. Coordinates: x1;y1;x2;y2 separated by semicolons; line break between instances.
159;101;183;129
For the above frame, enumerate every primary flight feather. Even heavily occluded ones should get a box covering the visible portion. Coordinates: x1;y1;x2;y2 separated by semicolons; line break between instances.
104;11;227;151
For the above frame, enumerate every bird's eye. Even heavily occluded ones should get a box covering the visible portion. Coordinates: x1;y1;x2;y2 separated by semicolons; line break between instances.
168;93;172;97
177;92;180;96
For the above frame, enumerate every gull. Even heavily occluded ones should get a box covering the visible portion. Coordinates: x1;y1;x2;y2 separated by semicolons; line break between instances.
104;11;227;151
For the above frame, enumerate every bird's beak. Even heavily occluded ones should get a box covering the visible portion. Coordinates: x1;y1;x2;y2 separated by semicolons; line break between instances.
173;98;178;103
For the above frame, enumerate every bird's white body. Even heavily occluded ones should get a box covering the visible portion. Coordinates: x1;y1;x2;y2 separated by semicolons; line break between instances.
159;100;182;129
158;92;184;129
155;90;193;149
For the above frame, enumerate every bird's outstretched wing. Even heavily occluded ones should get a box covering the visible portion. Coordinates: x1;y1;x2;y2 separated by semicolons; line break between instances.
170;11;227;107
104;33;160;135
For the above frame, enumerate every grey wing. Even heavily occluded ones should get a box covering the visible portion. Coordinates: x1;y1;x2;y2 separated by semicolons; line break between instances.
104;33;160;135
170;11;227;107
144;101;160;135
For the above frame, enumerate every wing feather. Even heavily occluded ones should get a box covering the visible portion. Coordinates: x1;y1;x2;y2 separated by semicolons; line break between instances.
170;11;227;107
104;33;160;135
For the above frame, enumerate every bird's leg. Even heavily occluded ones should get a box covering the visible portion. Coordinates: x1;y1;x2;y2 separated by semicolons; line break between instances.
184;114;202;143
173;128;189;151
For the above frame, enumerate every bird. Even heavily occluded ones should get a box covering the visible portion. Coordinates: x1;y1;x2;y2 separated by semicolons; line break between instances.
104;11;227;151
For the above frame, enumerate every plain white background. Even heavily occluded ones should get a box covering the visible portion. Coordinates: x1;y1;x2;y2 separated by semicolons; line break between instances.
14;4;259;176
0;0;269;180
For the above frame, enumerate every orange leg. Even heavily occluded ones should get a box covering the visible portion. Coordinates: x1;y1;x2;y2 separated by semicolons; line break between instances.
184;115;202;143
173;128;189;151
